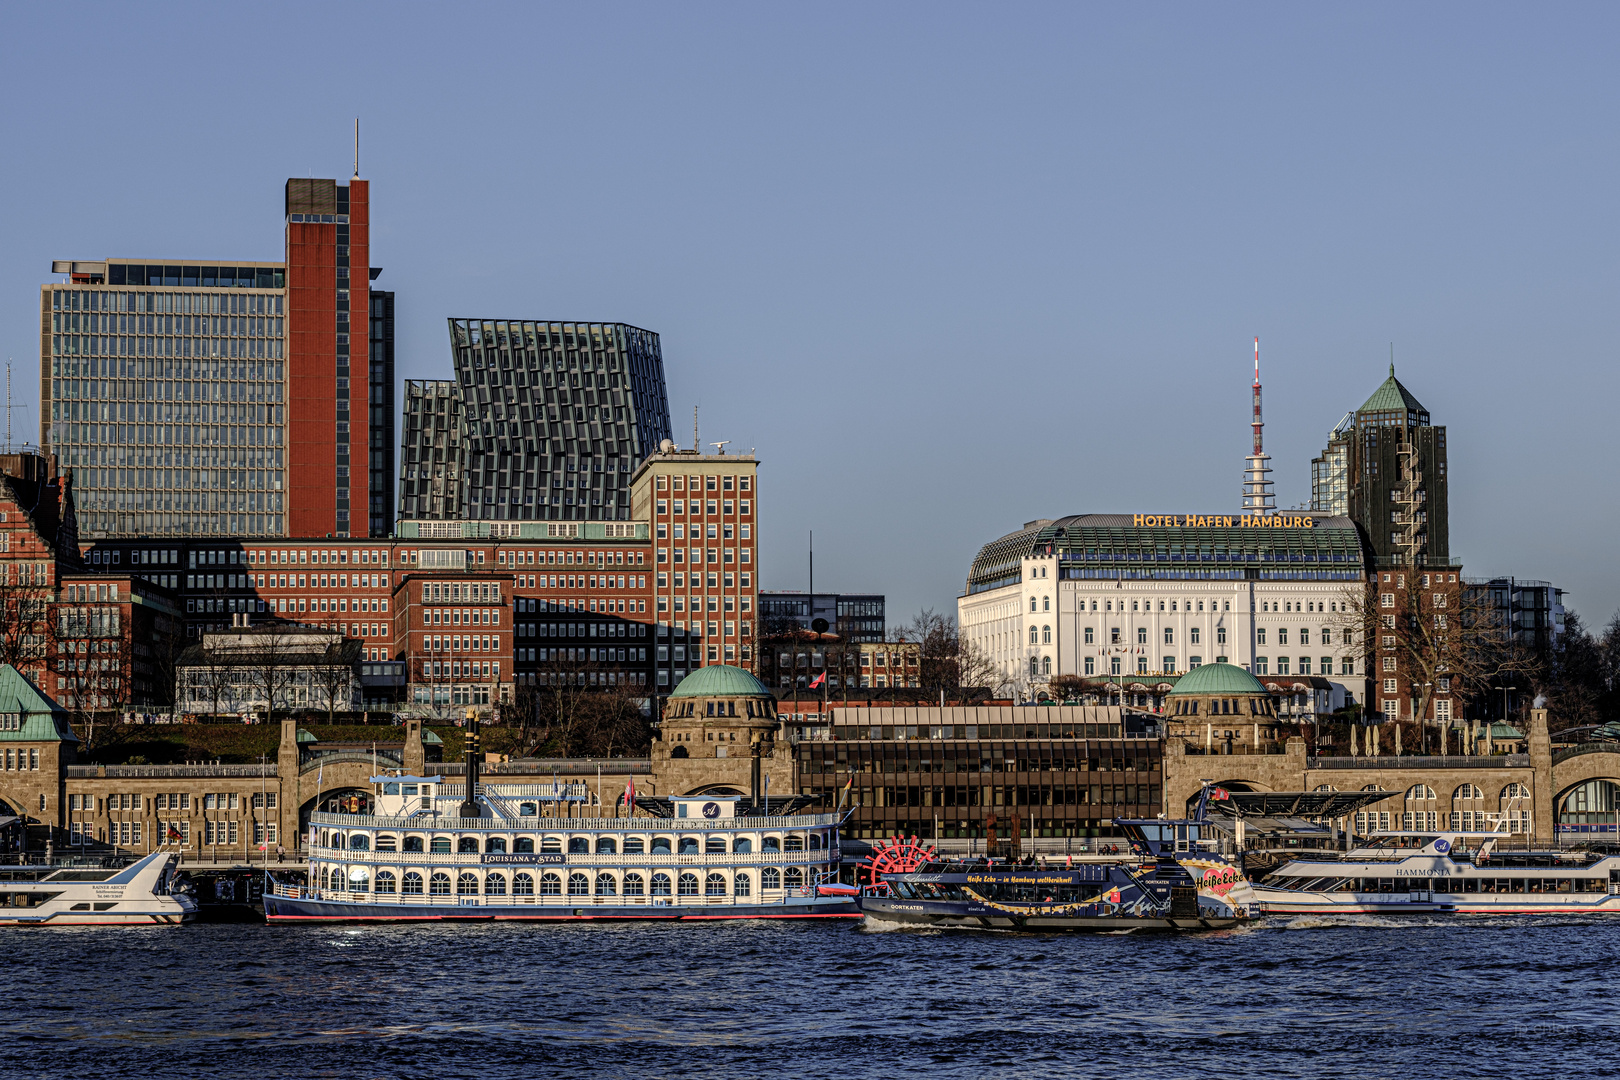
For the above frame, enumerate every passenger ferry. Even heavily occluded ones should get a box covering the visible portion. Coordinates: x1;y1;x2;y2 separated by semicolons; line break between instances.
265;775;858;922
858;815;1257;932
0;851;199;926
1253;831;1620;916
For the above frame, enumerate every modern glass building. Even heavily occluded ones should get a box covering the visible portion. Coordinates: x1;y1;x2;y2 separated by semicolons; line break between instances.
398;320;672;523
42;261;289;538
397;380;465;521
41;174;394;541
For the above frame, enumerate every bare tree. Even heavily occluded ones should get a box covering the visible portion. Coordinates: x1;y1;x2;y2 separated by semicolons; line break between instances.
526;647;652;757
0;573;54;680
250;621;305;728
1335;572;1532;753
311;636;360;724
899;608;1001;699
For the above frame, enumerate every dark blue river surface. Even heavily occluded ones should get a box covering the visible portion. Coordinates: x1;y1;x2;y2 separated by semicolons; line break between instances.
2;914;1616;1079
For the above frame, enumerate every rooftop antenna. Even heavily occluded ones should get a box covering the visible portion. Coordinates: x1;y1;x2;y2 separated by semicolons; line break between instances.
5;361;11;452
692;405;699;452
709;441;729;455
1241;336;1275;517
1389;341;1395;377
353;118;360;179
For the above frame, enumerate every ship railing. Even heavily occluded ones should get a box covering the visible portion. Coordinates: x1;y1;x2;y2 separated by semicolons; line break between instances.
304;846;837;868
269;880;818;907
309;810;843;831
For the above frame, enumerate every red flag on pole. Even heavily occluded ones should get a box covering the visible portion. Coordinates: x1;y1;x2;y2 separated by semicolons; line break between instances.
809;672;826;689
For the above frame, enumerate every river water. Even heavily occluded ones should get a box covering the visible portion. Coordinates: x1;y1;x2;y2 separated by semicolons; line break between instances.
2;915;1615;1079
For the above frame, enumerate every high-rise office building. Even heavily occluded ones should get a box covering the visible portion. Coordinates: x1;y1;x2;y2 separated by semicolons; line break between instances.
42;260;289;538
630;445;758;688
1310;365;1449;565
399;320;672;524
284;177;371;539
41;173;391;540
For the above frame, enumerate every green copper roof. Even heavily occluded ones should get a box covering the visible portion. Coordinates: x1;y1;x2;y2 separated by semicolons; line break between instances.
1358;365;1428;416
1166;662;1266;697
670;664;772;699
296;728;318;744
0;665;77;743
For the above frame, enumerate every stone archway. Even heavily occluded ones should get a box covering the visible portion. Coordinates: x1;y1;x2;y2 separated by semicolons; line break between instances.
1554;776;1620;839
300;787;376;835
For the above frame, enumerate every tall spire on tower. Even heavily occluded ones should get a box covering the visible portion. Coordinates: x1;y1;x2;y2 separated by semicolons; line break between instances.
1242;337;1276;516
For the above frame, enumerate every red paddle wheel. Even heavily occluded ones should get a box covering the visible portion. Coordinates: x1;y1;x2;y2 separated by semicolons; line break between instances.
857;834;939;888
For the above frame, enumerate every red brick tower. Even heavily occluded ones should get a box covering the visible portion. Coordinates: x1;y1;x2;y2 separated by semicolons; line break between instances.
284;177;370;538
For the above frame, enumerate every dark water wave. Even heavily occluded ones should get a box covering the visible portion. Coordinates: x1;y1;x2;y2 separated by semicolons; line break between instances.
1;916;1615;1079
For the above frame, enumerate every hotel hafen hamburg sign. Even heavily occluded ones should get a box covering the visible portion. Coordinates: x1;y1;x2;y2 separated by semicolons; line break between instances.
1130;514;1318;529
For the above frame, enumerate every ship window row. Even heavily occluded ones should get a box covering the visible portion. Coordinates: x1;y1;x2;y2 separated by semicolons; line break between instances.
1279;876;1613;895
322;832;826;854
319;867;806;896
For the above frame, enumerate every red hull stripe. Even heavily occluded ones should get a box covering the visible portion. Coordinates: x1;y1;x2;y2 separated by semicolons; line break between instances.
265;912;861;922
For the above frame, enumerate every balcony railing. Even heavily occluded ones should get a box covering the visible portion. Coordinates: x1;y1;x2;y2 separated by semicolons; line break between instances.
309;810;842;831
64;763;280;779
306;846;836;868
1310;754;1530;769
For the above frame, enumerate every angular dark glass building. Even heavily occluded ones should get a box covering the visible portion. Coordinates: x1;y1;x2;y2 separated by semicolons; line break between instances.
400;320;672;524
398;380;465;521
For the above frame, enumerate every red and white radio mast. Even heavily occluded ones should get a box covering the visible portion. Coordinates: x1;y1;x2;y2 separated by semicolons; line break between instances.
1241;337;1276;516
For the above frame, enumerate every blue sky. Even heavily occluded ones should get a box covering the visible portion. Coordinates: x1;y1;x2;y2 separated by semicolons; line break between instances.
2;4;1616;630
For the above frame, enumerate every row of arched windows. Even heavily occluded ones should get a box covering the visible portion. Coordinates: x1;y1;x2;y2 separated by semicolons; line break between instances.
318;866;807;896
1397;783;1529;804
319;832;825;855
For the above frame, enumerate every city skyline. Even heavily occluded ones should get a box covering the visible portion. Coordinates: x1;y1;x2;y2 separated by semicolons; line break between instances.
2;4;1617;628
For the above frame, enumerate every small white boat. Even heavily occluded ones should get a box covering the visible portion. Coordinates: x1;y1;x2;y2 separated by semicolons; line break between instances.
0;852;199;926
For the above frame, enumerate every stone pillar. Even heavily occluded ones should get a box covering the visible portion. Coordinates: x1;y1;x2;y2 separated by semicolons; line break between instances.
1529;707;1554;844
403;720;425;775
277;718;301;858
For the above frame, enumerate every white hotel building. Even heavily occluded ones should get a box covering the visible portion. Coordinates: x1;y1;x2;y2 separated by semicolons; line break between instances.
958;514;1369;716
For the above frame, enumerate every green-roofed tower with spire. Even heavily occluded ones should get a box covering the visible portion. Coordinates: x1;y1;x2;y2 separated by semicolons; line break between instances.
1311;356;1448;565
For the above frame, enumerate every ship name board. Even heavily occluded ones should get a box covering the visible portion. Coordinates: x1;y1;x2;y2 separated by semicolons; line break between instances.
484;854;567;865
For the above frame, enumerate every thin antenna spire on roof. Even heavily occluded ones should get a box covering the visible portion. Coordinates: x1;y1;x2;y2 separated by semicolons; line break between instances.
1242;337;1275;517
1389;342;1394;377
693;405;699;452
354;118;360;179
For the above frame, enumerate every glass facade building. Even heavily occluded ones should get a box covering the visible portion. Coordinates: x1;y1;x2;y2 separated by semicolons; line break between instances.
41;266;289;537
42;173;390;541
399;320;672;523
398;381;465;521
